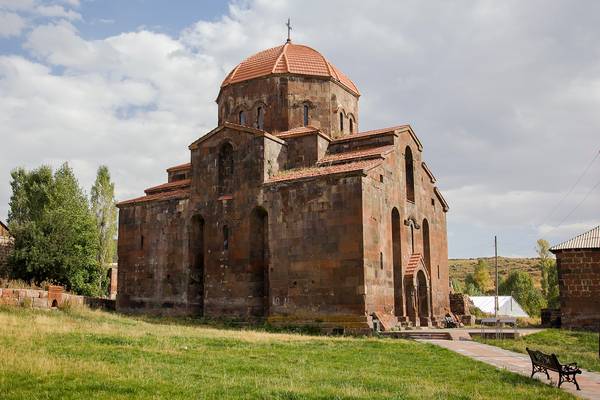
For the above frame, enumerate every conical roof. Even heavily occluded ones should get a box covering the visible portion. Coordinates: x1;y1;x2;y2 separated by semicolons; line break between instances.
221;42;360;96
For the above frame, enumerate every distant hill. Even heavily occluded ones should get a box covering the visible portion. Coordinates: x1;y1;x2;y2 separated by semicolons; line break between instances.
449;257;542;289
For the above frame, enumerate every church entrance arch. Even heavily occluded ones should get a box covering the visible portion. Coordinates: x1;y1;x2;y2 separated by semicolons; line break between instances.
404;255;431;327
416;269;430;324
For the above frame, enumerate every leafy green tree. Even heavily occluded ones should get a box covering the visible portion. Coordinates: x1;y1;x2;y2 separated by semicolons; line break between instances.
90;166;117;268
451;278;464;293
472;259;494;294
8;163;102;295
499;270;545;316
537;238;559;308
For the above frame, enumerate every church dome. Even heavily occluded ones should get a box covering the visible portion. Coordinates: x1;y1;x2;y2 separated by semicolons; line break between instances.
221;42;360;96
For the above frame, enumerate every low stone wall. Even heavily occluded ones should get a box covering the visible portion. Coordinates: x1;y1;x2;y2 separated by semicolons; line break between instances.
0;287;83;308
0;286;115;310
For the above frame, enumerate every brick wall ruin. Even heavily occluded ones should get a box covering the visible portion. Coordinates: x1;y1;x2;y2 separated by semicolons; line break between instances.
0;235;13;274
0;286;115;310
449;293;471;315
555;249;600;331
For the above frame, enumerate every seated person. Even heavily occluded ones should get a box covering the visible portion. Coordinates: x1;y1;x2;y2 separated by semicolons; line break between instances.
444;313;458;328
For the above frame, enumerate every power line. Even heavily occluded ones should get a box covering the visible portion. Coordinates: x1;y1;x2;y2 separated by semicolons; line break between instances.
547;177;600;236
538;149;599;227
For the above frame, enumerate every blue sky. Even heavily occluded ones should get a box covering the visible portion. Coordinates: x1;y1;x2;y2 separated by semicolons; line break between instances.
0;0;599;258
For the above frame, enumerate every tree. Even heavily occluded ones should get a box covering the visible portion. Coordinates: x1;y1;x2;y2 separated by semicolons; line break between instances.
8;163;102;296
90;166;117;268
451;278;464;293
472;259;494;294
499;270;545;316
464;273;482;295
536;239;559;308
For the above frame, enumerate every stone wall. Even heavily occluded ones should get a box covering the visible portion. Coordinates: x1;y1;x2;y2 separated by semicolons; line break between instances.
449;293;471;315
359;131;450;327
264;174;368;333
0;287;84;309
0;235;14;273
217;75;359;138
555;249;600;331
117;197;192;316
0;286;115;310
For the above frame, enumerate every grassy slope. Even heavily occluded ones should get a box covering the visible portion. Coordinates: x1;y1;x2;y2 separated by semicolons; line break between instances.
449;257;541;288
0;307;575;400
476;329;600;373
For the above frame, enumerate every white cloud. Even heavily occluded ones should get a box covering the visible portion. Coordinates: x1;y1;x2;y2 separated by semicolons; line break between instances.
0;11;25;37
34;4;81;20
0;0;36;11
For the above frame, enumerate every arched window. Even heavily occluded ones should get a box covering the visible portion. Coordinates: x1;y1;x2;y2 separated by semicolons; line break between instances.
405;146;415;202
410;223;415;253
256;106;264;130
222;225;229;250
349;118;354;134
339;112;344;132
303;104;309;126
218;142;234;194
392;208;403;317
238;110;245;125
422;219;431;273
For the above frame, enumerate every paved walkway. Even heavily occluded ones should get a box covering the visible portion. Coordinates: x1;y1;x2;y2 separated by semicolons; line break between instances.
421;340;600;400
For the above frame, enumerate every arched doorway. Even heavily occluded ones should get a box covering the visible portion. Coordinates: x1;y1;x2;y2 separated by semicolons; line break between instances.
391;208;403;318
404;256;431;327
188;215;205;315
416;269;430;325
249;207;269;317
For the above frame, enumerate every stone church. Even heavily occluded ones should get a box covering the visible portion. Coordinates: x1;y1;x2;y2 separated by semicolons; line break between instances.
117;40;450;333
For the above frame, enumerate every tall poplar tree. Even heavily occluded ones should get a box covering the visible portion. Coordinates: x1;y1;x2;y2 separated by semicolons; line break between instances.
90;166;117;269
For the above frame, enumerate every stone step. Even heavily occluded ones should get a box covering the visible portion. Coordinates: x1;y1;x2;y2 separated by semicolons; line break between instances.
381;331;453;340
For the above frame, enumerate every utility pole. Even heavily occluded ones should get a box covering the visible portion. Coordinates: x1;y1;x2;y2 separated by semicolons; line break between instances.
495;236;499;319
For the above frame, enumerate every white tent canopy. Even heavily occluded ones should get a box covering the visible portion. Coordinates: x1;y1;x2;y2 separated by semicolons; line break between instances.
468;296;529;318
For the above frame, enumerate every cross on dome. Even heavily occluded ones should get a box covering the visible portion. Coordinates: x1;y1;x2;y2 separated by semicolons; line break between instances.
286;18;292;43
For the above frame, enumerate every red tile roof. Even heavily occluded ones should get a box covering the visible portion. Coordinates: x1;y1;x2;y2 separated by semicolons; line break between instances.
144;179;191;195
317;145;394;165
405;253;423;276
276;126;319;138
221;42;360;96
117;189;190;207
329;125;407;146
166;163;191;173
266;159;382;184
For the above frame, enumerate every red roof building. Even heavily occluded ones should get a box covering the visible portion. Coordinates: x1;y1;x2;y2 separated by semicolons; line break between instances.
117;40;450;333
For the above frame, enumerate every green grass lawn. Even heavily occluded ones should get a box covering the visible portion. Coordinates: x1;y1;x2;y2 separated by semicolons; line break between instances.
476;329;600;372
0;306;575;400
